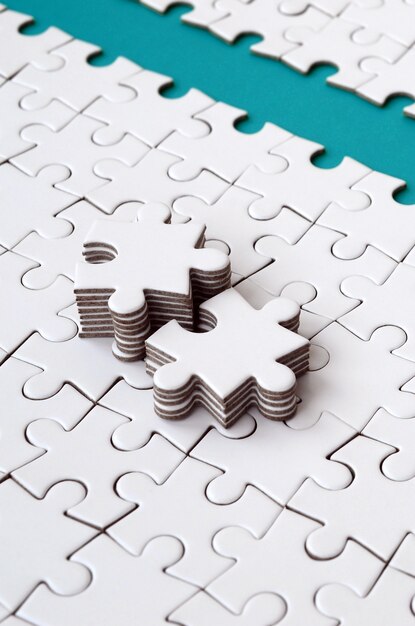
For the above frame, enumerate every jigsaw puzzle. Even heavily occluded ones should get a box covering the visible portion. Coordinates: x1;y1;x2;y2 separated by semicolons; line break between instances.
2;2;415;624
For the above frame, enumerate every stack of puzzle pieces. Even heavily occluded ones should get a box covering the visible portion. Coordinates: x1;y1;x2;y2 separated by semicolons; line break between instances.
140;0;415;118
2;2;415;625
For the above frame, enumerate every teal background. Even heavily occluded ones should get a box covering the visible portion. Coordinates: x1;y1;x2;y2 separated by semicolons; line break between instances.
8;0;415;201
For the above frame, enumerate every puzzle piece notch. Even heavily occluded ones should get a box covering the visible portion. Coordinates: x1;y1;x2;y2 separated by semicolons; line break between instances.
0;80;75;164
236;136;371;222
88;148;228;212
109;456;279;586
0;8;70;79
340;262;415;362
159;101;292;183
85;69;214;147
0;479;95;616
14;38;142;112
13;405;184;528
283;17;405;91
207;508;383;624
11;115;149;198
208;0;330;60
319;170;415;262
15;200;141;289
252;223;396;320
279;0;350;16
173;185;311;278
0;162;76;249
0;252;77;354
18;534;197;626
191;411;354;505
290;435;415;561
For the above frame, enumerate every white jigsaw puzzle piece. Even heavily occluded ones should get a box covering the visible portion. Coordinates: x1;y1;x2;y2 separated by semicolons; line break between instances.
18;535;197;626
88;148;229;212
290;435;415;560
343;0;415;47
14;38;141;111
11;115;149;197
13;406;184;528
0;252;76;353
159;101;292;182
0;356;92;477
85;69;214;146
207;509;383;625
173;186;311;278
236;136;371;221
0;8;70;79
0;163;76;249
0;80;75;163
108;456;279;586
0;479;95;617
191;411;354;504
283;17;405;91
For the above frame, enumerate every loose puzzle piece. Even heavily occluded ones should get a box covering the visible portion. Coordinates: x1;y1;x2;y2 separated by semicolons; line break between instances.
13;406;184;528
0;80;75;163
283;17;405;91
358;48;415;118
170;591;287;626
159;101;291;182
341;263;415;361
316;535;415;625
318;170;415;261
100;381;256;453
11;115;149;197
18;535;197;626
251;224;396;320
146;289;309;425
236;136;371;221
293;322;415;430
0;357;92;477
109;456;279;586
85;69;214;147
14;200;140;289
88;148;228;212
343;0;415;46
363;408;415;481
191;411;354;505
0;162;76;249
14;315;152;401
207;508;383;625
173;186;311;278
0;252;76;353
14;38;141;111
290;435;415;561
208;1;330;60
0;479;95;618
0;8;70;79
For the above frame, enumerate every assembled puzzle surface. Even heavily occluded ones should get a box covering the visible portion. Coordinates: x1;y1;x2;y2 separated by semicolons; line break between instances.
1;2;415;624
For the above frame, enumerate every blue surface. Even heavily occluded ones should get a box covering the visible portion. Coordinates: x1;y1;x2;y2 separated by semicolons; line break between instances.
8;0;415;201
